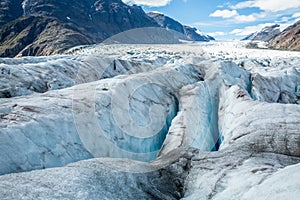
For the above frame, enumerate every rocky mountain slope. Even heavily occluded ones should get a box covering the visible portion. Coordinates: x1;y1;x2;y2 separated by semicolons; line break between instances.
147;12;215;42
0;0;159;57
242;24;281;42
0;42;300;199
0;1;215;58
269;20;300;51
0;0;23;26
243;21;300;51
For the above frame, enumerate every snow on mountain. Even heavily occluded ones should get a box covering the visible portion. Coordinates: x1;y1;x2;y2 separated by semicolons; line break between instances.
147;12;215;42
242;21;300;51
242;24;281;42
0;42;300;199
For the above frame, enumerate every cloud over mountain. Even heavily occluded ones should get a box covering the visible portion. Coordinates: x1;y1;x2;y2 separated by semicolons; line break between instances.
231;0;300;12
122;0;172;7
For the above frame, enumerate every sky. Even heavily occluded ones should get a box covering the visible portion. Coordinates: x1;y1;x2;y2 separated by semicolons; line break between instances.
122;0;300;40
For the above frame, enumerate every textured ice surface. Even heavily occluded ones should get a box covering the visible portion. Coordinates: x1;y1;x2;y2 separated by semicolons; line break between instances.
0;56;203;175
0;154;192;200
0;42;300;199
0;55;165;98
158;81;219;157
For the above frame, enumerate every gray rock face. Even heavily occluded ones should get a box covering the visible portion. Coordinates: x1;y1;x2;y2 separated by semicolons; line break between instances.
0;0;23;26
22;0;158;41
0;42;300;199
147;12;185;34
242;21;300;51
268;20;300;51
183;26;215;41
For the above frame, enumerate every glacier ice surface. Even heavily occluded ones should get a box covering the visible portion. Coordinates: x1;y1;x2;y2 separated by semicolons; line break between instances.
0;42;300;199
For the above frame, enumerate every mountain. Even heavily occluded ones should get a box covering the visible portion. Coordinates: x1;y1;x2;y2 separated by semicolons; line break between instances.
0;0;159;57
269;20;300;51
183;26;215;41
0;0;23;26
242;24;281;42
147;12;215;42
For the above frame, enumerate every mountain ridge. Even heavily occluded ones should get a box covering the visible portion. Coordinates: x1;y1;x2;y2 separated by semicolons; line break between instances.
147;12;215;42
269;20;300;51
0;0;159;57
0;0;214;57
243;21;300;51
242;24;281;42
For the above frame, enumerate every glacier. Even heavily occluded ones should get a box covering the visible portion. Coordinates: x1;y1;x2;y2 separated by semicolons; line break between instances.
0;51;203;174
0;42;300;199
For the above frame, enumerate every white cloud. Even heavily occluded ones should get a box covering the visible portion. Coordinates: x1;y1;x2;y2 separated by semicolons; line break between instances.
231;0;300;12
207;32;226;37
229;23;273;36
229;20;296;37
231;1;254;10
277;17;290;23
201;21;294;39
210;9;267;23
234;12;267;23
234;14;257;23
122;0;172;7
211;1;300;25
209;9;238;18
292;13;300;18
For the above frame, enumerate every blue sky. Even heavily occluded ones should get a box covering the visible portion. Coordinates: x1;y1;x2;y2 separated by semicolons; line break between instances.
122;0;300;40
